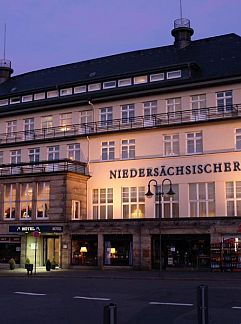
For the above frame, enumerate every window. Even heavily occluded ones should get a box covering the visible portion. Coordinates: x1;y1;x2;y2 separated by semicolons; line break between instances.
47;90;58;98
118;78;132;87
100;107;113;126
42;116;53;133
122;187;145;219
121;139;135;159
4;184;16;219
166;97;181;118
80;110;92;124
163;134;179;156
72;200;81;220
74;85;86;94
0;151;3;164
121;104;135;124
10;150;21;164
29;148;40;163
60;88;72;96
36;182;50;218
60;113;72;131
236;129;241;150
226;182;241;216
0;99;8;106
150;73;164;82
6;120;17;139
24;118;35;140
216;90;233;112
10;97;21;104
68;144;80;161
92;188;113;220
20;183;33;219
167;70;181;79
186;132;203;154
155;184;179;218
48;146;59;161
189;182;215;217
22;95;33;102
88;83;101;92
34;92;45;100
191;94;208;120
101;141;115;161
103;81;116;89
143;101;157;125
134;75;147;84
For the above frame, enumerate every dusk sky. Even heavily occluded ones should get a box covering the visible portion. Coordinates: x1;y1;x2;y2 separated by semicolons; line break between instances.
0;0;241;76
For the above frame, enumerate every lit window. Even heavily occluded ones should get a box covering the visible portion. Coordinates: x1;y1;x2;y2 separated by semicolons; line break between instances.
122;187;145;219
155;184;179;218
22;95;33;102
88;83;101;92
34;92;45;100
118;78;132;87
74;86;86;94
167;70;181;79
20;183;33;219
68;144;80;161
150;73;164;82
103;81;116;89
47;90;58;98
133;75;147;84
60;113;72;131
226;181;241;216
60;88;72;96
36;182;50;218
10;97;21;104
92;188;113;220
189;183;215;217
4;184;16;219
0;99;8;106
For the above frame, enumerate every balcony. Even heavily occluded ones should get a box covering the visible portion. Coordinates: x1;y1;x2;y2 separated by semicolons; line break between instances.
0;159;88;177
0;104;239;145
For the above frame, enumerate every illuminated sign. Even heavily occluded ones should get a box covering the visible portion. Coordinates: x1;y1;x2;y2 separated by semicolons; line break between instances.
9;225;64;233
109;161;241;179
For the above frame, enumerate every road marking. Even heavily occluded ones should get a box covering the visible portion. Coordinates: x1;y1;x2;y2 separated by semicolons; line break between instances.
14;291;46;296
149;302;193;307
73;296;110;301
232;306;241;309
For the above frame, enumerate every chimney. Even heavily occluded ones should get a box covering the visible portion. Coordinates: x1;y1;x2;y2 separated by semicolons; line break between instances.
171;18;194;49
0;59;13;84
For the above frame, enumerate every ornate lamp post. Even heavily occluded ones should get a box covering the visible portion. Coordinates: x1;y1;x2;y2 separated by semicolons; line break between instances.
145;178;175;272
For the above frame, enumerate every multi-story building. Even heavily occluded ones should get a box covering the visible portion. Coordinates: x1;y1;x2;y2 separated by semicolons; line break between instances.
0;18;241;270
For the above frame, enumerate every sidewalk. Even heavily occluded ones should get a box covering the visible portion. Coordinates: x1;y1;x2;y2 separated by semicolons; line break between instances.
1;267;241;281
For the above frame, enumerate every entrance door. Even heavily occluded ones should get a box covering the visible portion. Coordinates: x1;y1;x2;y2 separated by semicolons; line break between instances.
43;237;60;265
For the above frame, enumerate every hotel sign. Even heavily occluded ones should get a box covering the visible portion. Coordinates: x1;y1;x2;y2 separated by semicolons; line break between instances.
110;161;241;179
9;225;64;233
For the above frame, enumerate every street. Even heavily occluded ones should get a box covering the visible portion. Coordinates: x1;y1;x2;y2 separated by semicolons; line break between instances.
0;274;241;323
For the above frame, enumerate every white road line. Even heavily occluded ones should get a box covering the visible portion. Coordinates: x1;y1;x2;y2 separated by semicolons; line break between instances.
232;306;241;309
73;296;110;301
149;302;193;307
14;291;46;296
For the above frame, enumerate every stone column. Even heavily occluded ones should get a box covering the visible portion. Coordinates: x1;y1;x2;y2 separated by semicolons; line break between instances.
98;234;104;270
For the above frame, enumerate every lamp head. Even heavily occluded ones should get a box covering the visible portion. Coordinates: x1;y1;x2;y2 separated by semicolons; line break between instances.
166;185;175;196
145;187;154;198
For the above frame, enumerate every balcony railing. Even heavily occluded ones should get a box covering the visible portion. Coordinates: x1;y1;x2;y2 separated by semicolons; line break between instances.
0;159;88;177
0;104;240;145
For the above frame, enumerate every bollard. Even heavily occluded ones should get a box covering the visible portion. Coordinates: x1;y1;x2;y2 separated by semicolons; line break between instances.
103;303;117;324
197;285;209;324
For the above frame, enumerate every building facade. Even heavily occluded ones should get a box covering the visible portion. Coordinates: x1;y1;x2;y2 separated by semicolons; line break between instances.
0;19;241;270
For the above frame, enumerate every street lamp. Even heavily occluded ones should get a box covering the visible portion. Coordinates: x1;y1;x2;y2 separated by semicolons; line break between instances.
145;178;175;272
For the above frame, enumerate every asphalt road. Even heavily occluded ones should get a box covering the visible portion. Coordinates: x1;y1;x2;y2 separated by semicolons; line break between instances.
0;276;241;324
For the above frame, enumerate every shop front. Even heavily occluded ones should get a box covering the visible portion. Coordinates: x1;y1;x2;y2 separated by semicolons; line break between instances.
104;234;133;266
0;236;21;264
71;234;98;266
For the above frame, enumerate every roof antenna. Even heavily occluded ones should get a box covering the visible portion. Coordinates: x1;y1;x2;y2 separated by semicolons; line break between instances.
3;23;6;62
0;22;13;84
179;0;183;21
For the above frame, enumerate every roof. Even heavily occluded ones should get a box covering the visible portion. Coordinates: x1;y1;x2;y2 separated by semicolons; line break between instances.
0;33;241;97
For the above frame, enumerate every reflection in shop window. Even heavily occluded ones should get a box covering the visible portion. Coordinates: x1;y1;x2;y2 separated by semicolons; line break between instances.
4;184;16;219
189;182;215;217
226;181;241;216
104;235;133;266
92;188;113;219
36;182;50;218
155;184;179;218
122;187;145;219
20;183;33;219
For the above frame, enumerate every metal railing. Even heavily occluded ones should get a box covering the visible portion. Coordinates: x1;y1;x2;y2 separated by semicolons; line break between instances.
0;159;88;177
0;59;11;68
0;104;240;145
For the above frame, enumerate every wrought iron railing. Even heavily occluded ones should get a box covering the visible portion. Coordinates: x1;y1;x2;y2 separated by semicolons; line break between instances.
0;159;88;177
0;104;240;145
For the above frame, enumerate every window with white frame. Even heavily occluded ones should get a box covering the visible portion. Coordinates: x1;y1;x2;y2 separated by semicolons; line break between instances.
41;116;53;133
36;182;50;218
121;104;135;124
10;150;21;164
191;94;208;120
103;81;116;89
60;112;72;130
118;78;132;87
134;75;147;84
20;183;33;219
4;184;16;219
143;101;157;125
100;107;113;126
10;97;21;104
122;187;145;219
216;90;233;112
6;120;17;139
0;151;3;164
22;95;33;102
68;143;80;161
226;181;241;216
74;85;86;94
155;184;179;218
60;88;72;96
121;139;135;159
88;83;101;92
24;118;35;140
101;141;115;161
235;129;241;150
92;188;113;220
72;200;81;220
47;90;58;98
29;148;40;163
34;92;45;100
167;70;181;79
0;99;8;106
163;134;179;156
150;73;164;82
186;132;203;154
189;182;215;217
48;146;59;161
166;97;181;118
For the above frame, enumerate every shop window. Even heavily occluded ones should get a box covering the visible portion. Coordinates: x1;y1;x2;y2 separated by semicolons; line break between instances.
92;188;113;219
20;183;33;219
104;235;133;266
155;184;179;218
226;181;241;216
72;200;81;220
189;182;215;217
36;182;50;218
71;235;98;266
4;184;16;219
122;187;145;219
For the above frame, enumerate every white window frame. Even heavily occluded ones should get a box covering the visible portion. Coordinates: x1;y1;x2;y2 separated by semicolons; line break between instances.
10;97;21;104
235;129;241;151
121;104;135;124
186;132;203;154
29;147;40;163
191;94;208;120
167;70;181;79
100;107;113;126
22;95;33;102
42;116;53;134
101;141;115;161
92;188;113;220
72;200;81;220
103;81;116;89
48;146;59;161
74;85;86;94
121;139;135;159
216;90;233;112
34;92;45;100
189;182;215;217
10;149;21;164
163;134;179;156
24;118;35;140
150;73;164;82
0;99;8;106
88;83;101;92
155;184;179;218
133;75;147;84
68;143;80;161
122;186;145;219
60;88;72;96
226;181;241;217
47;90;58;98
118;78;132;87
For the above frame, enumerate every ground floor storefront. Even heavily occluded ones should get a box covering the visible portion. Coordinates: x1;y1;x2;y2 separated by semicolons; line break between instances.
1;218;241;271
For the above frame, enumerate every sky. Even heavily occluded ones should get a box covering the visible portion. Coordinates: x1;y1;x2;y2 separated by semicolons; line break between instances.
0;0;241;76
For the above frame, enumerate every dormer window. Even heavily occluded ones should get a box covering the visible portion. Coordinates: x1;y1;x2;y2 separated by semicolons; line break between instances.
74;85;86;94
88;83;101;92
47;90;58;98
60;88;72;96
0;99;8;106
118;78;132;87
34;92;45;100
103;81;116;89
150;73;164;82
10;97;21;104
134;76;147;84
167;70;182;79
22;95;33;102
